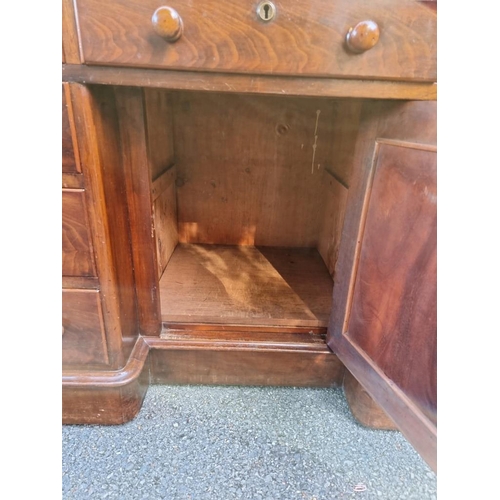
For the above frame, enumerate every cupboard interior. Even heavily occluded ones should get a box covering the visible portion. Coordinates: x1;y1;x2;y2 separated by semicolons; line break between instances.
145;89;360;333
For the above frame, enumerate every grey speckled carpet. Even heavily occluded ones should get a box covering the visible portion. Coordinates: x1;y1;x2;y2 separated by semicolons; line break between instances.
62;385;436;499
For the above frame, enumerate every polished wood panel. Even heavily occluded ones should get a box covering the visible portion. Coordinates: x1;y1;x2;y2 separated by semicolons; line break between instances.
147;334;344;387
69;83;134;368
63;64;438;100
327;100;437;471
63;338;150;424
89;85;140;360
114;86;162;336
62;84;81;174
62;189;97;277
159;244;333;328
174;92;334;247
62;289;109;366
62;0;82;63
75;0;436;81
343;370;397;430
347;143;437;424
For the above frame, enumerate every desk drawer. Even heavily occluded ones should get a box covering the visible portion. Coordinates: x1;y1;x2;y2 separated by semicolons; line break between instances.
62;289;110;367
62;84;80;175
62;189;97;277
75;0;436;81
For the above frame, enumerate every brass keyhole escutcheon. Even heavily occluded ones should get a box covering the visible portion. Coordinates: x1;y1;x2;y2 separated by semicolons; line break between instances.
257;1;276;22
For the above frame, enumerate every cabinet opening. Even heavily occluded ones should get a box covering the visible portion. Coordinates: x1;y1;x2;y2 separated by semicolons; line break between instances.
145;90;359;333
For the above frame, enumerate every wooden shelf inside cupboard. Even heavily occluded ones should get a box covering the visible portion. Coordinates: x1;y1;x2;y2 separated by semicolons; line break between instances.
159;244;333;331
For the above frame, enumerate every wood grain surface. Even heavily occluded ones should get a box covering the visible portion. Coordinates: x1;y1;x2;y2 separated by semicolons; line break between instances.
62;289;109;367
343;369;397;429
88;85;140;360
150;348;343;387
147;333;344;387
173;92;335;247
69;83;139;368
159;244;333;328
62;189;97;277
75;0;436;81
153;167;178;278
115;86;162;336
62;84;80;173
347;142;437;425
63;64;438;101
328;100;363;188
63;0;82;64
63;338;150;424
144;88;175;181
62;276;100;290
326;100;437;471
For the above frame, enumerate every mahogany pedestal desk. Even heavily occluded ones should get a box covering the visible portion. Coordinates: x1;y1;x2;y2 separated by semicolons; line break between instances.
62;0;437;471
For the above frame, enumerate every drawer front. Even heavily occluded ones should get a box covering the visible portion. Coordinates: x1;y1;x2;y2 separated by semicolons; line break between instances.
62;84;80;175
75;0;436;81
62;190;97;277
62;289;109;366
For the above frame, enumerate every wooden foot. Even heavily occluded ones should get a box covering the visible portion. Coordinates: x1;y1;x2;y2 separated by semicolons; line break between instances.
343;369;397;430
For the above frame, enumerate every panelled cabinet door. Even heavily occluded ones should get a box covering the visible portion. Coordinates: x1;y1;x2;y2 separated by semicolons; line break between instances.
327;101;437;471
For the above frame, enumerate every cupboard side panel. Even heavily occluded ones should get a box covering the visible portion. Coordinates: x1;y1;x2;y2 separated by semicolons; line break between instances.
115;86;162;336
316;100;362;278
89;85;139;359
153;168;178;278
317;173;348;278
69;83;127;368
144;89;178;278
144;89;175;181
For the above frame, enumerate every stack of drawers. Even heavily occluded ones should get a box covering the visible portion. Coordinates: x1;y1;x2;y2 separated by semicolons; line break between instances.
62;83;109;368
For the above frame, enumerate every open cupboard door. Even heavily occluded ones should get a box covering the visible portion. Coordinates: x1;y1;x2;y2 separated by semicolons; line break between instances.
327;100;437;471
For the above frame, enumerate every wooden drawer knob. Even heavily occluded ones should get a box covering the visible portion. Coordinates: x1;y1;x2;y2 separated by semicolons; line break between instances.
152;6;183;42
345;20;380;53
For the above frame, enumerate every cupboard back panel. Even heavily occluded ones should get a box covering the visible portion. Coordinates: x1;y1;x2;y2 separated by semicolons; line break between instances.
172;92;336;248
